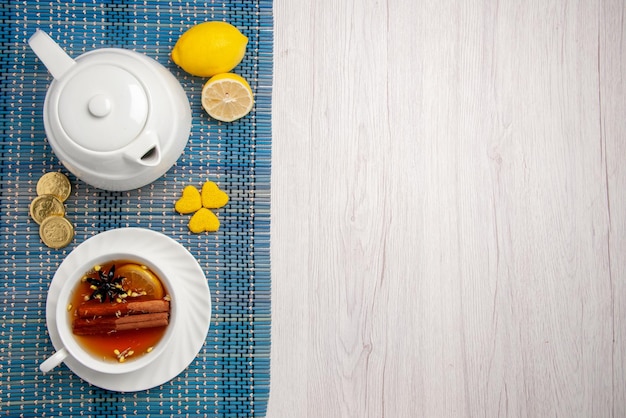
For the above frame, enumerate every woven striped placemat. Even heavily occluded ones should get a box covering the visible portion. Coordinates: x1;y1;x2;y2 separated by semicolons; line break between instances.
0;1;272;416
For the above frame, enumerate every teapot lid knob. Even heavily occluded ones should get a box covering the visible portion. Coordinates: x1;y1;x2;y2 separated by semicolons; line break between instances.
88;94;112;118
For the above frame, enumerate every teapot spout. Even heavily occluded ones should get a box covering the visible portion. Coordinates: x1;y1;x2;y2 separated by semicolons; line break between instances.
123;130;162;167
28;29;75;80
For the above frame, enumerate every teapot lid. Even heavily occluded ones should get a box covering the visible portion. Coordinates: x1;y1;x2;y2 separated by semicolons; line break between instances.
56;63;148;152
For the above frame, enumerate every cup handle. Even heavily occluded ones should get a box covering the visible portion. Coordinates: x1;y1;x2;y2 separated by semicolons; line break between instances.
40;347;68;373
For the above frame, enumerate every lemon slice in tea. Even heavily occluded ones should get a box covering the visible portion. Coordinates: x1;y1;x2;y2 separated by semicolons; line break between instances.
117;263;165;299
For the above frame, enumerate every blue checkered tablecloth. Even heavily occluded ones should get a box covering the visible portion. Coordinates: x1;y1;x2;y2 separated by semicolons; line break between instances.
0;1;272;416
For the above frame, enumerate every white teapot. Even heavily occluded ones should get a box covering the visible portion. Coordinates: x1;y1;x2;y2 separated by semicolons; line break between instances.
28;29;192;191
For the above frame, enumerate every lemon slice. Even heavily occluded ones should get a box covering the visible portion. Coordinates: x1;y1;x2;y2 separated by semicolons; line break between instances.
201;73;254;122
116;263;165;299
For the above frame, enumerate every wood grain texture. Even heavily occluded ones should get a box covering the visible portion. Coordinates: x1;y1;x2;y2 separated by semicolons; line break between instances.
269;0;626;416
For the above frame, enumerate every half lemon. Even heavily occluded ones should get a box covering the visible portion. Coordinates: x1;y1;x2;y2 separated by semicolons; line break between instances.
201;73;254;122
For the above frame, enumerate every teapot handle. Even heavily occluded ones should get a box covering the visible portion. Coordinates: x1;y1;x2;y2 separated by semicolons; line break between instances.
28;29;76;80
123;130;162;167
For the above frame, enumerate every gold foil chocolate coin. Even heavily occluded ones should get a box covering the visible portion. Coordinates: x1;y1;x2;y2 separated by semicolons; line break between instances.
39;215;75;249
29;195;65;225
36;172;72;201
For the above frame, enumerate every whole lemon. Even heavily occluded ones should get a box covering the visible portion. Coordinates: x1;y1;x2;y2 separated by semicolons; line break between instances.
171;21;248;77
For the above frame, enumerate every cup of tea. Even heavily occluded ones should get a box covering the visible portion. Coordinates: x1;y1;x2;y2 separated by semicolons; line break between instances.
40;253;178;375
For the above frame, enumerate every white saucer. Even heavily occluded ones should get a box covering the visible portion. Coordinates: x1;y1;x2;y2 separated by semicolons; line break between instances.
45;228;211;392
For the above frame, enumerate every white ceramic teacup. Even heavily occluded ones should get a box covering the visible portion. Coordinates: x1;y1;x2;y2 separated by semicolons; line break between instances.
40;253;178;375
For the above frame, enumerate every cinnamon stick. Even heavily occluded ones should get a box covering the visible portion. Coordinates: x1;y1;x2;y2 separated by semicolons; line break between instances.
77;299;170;318
72;312;169;335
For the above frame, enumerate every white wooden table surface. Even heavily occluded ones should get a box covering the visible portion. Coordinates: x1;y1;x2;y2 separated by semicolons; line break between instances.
268;0;626;416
